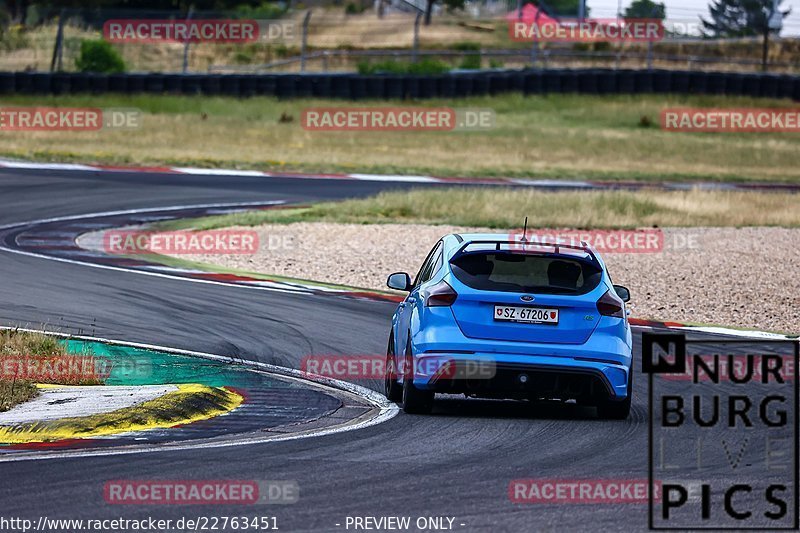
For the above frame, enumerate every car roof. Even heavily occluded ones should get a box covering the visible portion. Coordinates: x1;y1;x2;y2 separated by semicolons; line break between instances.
449;232;597;249
455;232;514;242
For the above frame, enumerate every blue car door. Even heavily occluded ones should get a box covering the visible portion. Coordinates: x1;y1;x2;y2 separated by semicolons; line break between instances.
396;241;442;368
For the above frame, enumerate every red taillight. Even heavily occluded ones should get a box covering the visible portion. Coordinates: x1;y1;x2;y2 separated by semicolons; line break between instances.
597;289;625;318
424;280;458;307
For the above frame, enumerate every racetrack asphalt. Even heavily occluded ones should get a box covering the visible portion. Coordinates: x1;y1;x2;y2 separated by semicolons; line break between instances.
0;168;793;532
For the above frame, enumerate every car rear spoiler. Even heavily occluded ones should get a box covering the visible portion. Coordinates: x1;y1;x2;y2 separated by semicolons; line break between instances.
451;239;600;264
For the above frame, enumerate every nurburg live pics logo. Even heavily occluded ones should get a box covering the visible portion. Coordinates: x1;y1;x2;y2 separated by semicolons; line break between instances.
644;333;799;530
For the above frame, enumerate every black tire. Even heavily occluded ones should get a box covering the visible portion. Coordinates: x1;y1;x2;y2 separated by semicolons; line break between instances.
384;332;402;403
401;337;434;414
597;397;631;419
597;370;632;420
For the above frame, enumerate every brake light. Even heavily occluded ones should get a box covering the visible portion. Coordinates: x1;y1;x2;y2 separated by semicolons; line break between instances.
596;289;625;318
424;280;458;307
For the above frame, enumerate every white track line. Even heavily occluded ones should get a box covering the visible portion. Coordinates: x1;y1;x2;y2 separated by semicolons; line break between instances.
0;201;286;231
0;201;321;297
0;327;399;462
3;159;800;195
348;174;438;183
170;167;271;177
0;160;442;183
0;161;98;171
678;326;796;340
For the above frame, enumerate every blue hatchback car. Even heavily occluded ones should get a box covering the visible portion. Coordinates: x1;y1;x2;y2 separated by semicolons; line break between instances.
385;234;633;418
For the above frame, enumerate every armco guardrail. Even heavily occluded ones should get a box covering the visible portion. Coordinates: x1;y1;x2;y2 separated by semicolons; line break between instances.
0;69;798;100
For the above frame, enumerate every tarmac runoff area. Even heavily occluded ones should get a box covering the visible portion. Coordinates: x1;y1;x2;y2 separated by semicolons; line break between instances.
0;384;178;424
0;383;243;444
0;335;391;453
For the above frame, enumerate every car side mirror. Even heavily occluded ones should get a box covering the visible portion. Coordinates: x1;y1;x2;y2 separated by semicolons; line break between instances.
387;272;412;291
613;285;631;303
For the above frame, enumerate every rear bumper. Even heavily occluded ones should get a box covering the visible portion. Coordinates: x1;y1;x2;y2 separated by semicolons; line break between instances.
411;352;630;400
404;304;631;400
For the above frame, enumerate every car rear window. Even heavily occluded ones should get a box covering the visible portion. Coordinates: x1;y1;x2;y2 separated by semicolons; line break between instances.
450;252;602;295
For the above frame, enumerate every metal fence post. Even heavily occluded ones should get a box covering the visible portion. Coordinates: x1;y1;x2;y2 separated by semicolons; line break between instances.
182;6;195;73
301;10;312;72
50;10;66;72
413;12;422;63
646;7;658;71
530;10;541;69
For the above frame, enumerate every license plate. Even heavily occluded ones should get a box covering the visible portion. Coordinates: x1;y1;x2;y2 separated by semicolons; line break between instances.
494;305;559;325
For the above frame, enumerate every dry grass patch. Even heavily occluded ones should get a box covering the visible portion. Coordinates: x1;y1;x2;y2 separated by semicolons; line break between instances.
0;382;37;413
161;188;800;231
0;14;505;73
1;93;799;183
0;329;101;412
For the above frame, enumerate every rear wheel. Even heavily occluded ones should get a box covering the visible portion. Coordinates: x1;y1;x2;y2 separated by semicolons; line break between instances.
384;332;402;403
401;337;434;414
597;397;631;420
597;371;632;420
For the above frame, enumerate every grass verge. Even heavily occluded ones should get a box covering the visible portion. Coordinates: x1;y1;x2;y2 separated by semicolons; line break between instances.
0;329;100;412
1;93;799;183
142;252;388;293
157;188;800;230
0;382;36;413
